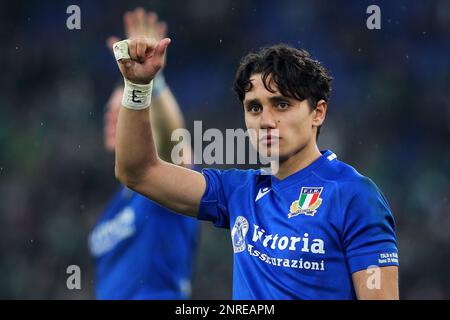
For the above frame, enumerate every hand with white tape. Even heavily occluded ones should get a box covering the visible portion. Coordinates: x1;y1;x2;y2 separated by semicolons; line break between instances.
114;37;171;85
107;8;169;74
107;8;171;110
113;37;171;109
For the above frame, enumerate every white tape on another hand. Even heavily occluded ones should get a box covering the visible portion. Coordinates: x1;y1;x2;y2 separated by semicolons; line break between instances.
113;40;131;61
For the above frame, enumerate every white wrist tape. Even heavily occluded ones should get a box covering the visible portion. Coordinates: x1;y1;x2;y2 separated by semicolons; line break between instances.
122;79;153;110
113;39;153;110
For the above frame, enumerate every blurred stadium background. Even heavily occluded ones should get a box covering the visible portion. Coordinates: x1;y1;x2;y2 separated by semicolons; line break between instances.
0;0;449;299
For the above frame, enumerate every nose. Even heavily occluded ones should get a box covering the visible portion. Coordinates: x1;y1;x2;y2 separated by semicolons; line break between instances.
260;107;277;129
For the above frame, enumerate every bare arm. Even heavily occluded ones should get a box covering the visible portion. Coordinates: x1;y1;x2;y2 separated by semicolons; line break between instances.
150;87;192;164
352;266;399;300
117;8;191;164
114;37;205;217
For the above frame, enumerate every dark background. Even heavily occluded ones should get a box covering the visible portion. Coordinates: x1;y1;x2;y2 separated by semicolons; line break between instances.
0;0;449;299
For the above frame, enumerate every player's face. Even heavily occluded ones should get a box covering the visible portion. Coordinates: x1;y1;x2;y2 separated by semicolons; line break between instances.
243;74;318;161
104;87;123;152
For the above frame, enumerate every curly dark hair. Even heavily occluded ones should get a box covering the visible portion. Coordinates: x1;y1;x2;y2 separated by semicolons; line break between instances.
233;44;333;139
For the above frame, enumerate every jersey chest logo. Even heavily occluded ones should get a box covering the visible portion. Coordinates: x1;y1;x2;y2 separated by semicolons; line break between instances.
289;187;323;218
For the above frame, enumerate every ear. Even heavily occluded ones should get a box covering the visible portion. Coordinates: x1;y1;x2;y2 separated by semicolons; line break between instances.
312;99;327;127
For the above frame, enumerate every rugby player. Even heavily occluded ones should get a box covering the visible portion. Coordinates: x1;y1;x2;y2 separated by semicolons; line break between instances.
111;33;399;299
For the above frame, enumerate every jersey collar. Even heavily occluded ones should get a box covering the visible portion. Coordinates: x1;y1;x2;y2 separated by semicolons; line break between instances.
267;150;335;191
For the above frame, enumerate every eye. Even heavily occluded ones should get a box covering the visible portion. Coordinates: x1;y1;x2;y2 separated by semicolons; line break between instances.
277;102;290;109
247;104;262;113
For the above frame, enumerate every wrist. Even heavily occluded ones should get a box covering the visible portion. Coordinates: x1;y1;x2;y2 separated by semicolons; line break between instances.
122;78;153;110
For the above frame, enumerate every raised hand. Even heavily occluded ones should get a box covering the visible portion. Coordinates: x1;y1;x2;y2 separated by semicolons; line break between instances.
114;36;171;85
107;8;169;75
124;9;167;40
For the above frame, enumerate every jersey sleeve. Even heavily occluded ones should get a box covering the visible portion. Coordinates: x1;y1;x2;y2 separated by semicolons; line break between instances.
342;177;399;274
197;168;230;229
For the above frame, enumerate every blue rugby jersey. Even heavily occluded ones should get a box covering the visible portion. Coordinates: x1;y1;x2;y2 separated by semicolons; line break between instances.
198;150;398;299
89;186;199;299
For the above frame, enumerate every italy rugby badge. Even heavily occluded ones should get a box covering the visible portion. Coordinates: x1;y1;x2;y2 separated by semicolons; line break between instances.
289;187;323;218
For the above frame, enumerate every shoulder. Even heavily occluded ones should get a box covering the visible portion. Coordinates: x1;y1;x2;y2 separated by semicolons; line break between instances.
202;168;260;185
316;157;381;197
314;157;390;213
328;161;393;224
201;168;261;199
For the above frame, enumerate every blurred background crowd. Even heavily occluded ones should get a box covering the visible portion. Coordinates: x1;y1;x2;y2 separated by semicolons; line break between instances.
0;0;449;299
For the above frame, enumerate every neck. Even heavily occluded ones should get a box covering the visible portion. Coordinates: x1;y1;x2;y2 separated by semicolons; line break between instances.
274;142;322;180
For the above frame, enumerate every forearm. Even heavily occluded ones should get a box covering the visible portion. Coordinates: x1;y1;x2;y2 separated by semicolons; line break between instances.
150;87;188;162
111;37;205;215
115;106;160;185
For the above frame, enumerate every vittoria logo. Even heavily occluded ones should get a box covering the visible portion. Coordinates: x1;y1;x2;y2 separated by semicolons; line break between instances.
231;216;249;253
289;187;323;218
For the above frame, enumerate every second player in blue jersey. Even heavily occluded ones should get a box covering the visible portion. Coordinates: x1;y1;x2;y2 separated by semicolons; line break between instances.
90;9;199;300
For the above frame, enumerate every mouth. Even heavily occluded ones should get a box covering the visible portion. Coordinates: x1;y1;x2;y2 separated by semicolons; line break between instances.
259;135;280;146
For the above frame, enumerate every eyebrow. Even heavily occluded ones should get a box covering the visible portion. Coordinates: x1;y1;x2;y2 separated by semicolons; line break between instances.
243;98;261;107
243;95;290;106
268;95;291;103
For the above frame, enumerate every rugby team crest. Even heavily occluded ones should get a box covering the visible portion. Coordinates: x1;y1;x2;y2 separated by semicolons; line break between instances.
289;187;323;218
231;216;249;253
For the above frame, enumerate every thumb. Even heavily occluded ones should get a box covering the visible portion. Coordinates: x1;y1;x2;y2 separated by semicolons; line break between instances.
106;36;121;52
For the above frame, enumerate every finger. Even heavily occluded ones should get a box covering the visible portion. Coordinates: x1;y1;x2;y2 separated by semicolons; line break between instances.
149;38;171;69
124;11;135;38
106;36;121;52
135;7;146;35
142;37;158;58
157;21;168;38
145;11;158;39
147;11;158;28
128;39;138;61
136;38;147;62
129;10;139;36
154;38;171;59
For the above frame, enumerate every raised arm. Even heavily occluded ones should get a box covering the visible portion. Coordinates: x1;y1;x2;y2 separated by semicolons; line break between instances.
125;9;191;163
113;35;205;217
107;9;191;164
150;87;192;163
